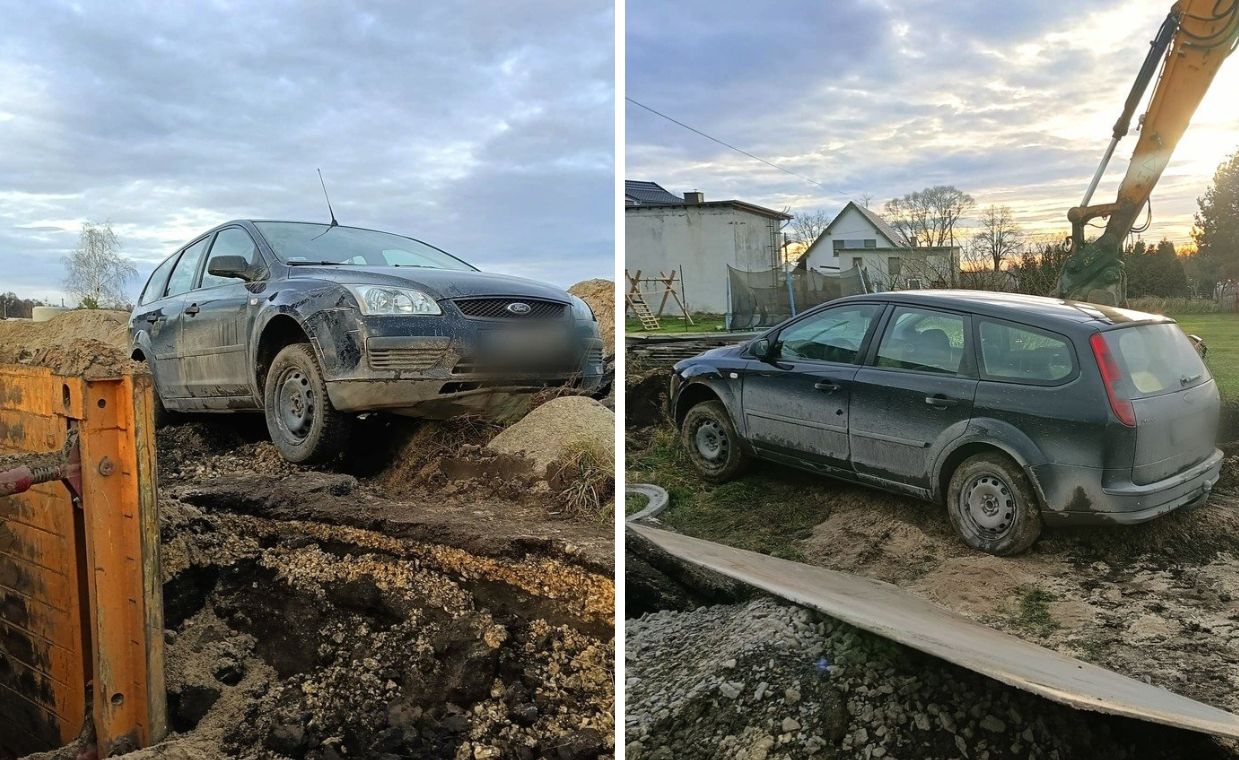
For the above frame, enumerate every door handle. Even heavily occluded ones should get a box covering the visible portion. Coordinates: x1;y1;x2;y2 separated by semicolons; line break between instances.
185;303;200;316
813;381;841;393
145;314;159;324
925;395;962;408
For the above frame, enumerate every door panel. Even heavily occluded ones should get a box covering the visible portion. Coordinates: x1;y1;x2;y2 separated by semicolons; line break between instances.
743;363;858;466
181;227;265;399
849;305;977;490
156;237;212;400
740;302;881;469
180;283;256;398
135;295;185;397
849;369;978;488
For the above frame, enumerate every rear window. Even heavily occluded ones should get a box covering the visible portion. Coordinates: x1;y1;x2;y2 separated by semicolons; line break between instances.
139;254;178;305
979;320;1074;383
1101;323;1210;398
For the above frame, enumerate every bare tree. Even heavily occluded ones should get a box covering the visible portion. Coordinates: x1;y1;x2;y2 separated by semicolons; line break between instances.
971;205;1023;271
63;221;137;309
860;193;873;209
884;185;975;248
789;209;832;253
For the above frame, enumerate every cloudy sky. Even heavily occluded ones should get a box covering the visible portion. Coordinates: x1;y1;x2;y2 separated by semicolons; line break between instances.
0;1;614;304
627;0;1239;249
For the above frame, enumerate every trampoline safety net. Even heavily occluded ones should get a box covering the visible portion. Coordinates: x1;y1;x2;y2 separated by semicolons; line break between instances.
728;265;867;329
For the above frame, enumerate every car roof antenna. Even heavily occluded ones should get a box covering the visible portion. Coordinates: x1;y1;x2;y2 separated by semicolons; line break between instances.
317;168;339;226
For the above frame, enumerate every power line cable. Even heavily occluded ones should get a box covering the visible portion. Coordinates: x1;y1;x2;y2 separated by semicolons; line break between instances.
626;97;826;189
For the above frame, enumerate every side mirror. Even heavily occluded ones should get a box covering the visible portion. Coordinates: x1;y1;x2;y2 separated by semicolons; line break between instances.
750;337;774;360
207;255;252;281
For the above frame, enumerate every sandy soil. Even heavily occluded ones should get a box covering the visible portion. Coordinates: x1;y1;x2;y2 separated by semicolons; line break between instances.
568;280;614;357
782;474;1239;714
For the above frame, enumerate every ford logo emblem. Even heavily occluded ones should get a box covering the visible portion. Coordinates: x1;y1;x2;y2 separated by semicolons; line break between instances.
506;302;532;315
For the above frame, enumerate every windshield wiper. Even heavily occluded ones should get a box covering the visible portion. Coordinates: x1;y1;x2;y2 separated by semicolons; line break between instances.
286;260;344;266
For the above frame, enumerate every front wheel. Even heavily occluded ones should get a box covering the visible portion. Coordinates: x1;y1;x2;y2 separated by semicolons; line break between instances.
947;452;1041;556
681;400;750;483
263;343;352;464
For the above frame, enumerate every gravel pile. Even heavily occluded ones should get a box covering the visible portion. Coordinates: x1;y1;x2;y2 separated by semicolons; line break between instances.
626;598;1233;760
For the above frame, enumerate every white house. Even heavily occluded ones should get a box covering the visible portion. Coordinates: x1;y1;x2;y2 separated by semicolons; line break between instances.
625;181;792;313
800;201;959;290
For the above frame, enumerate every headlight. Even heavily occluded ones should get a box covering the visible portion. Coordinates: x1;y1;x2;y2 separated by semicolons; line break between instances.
570;295;595;321
345;285;442;315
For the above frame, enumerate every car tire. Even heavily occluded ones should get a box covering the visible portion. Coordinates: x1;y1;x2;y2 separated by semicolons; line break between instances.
947;452;1042;556
681;400;750;483
263;342;352;464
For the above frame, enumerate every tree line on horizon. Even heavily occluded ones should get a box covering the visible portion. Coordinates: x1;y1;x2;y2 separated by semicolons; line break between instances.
791;147;1239;300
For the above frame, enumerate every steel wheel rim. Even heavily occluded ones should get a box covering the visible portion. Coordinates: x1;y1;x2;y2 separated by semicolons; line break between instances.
694;419;728;463
961;473;1015;539
277;368;315;441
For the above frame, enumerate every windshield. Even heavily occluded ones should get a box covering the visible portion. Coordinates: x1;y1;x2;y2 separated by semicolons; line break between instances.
254;222;476;271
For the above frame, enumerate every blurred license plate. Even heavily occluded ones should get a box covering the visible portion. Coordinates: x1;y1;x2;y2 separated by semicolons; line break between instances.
482;326;571;358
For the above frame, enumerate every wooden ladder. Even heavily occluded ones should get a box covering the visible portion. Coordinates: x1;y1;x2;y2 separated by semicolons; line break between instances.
627;290;661;330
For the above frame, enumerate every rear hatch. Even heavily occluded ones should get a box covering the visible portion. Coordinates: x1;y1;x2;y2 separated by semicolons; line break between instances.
1100;322;1219;485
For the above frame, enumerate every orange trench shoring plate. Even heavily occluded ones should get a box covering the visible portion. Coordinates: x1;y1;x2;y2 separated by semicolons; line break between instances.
0;365;166;755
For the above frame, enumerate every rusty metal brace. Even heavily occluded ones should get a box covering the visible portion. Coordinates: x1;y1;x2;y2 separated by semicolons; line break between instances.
0;428;82;499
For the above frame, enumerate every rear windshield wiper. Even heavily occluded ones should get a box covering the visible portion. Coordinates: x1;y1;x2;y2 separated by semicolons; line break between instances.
1181;373;1203;386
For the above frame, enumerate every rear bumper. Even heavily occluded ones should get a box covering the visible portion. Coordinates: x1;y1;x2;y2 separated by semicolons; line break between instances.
1036;448;1223;526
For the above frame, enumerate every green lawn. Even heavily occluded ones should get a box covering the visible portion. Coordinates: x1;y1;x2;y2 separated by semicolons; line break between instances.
1169;313;1239;401
625;313;728;335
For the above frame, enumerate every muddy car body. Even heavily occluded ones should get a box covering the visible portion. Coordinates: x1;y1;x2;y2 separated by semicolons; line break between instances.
670;291;1221;555
130;220;605;462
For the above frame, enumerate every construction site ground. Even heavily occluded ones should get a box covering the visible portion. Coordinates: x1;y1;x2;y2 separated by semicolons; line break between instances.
626;360;1239;759
2;300;616;760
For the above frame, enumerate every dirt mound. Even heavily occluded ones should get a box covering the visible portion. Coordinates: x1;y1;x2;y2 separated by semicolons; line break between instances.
0;309;129;347
488;396;615;477
569;279;614;356
626;367;672;430
0;309;139;376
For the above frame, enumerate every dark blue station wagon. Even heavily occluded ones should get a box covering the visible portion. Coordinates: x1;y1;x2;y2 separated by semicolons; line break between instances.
669;291;1221;555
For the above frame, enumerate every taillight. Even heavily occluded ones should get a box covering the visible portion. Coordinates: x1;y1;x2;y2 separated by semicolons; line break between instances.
1089;333;1136;427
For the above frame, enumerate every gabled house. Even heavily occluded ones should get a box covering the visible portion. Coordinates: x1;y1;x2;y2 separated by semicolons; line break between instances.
800;201;959;290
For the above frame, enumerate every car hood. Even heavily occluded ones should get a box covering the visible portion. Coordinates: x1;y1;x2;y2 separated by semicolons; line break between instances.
674;343;745;372
286;266;572;302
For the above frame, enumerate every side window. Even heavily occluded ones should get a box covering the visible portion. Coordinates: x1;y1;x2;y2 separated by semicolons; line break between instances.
139;254;179;306
776;304;879;364
979;320;1075;383
875;306;968;375
200;228;261;289
165;238;210;298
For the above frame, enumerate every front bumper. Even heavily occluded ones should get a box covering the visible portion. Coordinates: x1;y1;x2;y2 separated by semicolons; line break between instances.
305;311;606;419
1036;448;1223;526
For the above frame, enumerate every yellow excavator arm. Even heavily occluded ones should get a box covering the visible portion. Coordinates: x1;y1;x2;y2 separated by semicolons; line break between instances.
1058;0;1239;304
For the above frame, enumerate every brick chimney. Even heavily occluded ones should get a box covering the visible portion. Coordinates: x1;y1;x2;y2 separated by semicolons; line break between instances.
683;190;704;205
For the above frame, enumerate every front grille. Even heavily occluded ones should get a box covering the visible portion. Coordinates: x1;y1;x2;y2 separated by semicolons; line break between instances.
368;345;446;371
454;298;566;320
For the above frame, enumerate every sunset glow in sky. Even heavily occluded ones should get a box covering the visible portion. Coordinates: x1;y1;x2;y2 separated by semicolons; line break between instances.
627;0;1239;248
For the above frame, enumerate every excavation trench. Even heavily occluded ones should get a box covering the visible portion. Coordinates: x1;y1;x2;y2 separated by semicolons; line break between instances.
146;498;614;760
